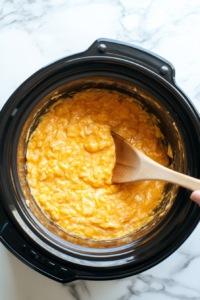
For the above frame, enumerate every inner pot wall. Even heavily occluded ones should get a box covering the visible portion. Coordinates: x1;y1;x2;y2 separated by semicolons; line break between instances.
16;76;183;250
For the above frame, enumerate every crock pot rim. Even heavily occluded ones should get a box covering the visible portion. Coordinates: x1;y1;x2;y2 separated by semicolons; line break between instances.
1;55;200;254
5;68;200;258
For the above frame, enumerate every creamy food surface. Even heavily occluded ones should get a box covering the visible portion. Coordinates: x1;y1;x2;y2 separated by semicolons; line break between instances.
26;89;169;240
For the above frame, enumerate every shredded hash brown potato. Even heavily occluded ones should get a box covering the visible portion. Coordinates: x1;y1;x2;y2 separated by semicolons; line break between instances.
26;89;169;240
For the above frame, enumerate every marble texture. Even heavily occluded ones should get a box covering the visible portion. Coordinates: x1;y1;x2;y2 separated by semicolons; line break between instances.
1;0;200;299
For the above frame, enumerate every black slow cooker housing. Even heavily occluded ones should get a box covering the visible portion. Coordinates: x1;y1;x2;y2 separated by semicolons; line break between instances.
0;39;200;283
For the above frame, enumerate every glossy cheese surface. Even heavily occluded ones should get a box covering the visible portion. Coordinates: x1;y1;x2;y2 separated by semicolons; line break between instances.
26;89;169;240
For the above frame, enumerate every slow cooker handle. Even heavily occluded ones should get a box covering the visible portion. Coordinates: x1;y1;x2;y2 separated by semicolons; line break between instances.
84;38;176;85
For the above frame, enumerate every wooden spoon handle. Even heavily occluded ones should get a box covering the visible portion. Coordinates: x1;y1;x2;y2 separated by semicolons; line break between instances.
160;169;200;190
141;160;200;191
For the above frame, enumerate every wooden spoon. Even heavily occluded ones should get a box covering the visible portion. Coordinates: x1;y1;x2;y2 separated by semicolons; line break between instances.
111;132;200;191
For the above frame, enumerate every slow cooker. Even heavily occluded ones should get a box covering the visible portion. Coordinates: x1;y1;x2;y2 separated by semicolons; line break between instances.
0;38;200;283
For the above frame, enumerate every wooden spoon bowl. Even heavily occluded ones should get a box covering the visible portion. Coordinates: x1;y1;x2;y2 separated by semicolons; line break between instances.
111;132;200;191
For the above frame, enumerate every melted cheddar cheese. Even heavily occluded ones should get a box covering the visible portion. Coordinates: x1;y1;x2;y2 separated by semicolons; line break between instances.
26;89;169;240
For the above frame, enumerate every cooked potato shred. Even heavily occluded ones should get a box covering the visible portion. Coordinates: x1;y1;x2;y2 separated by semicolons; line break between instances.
26;89;169;240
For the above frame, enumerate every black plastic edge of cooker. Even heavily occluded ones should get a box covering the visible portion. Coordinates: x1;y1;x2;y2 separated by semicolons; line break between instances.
0;193;200;283
90;38;176;83
0;201;78;283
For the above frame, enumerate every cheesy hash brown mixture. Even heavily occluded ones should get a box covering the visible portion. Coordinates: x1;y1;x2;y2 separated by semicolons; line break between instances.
26;89;169;240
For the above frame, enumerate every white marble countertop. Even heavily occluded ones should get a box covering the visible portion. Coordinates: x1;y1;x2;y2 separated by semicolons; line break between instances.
1;0;200;299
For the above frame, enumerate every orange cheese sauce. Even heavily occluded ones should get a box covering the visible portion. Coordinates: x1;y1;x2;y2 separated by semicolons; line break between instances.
26;89;169;240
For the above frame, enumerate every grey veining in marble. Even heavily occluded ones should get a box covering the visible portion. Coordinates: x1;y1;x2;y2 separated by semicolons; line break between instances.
1;0;200;299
